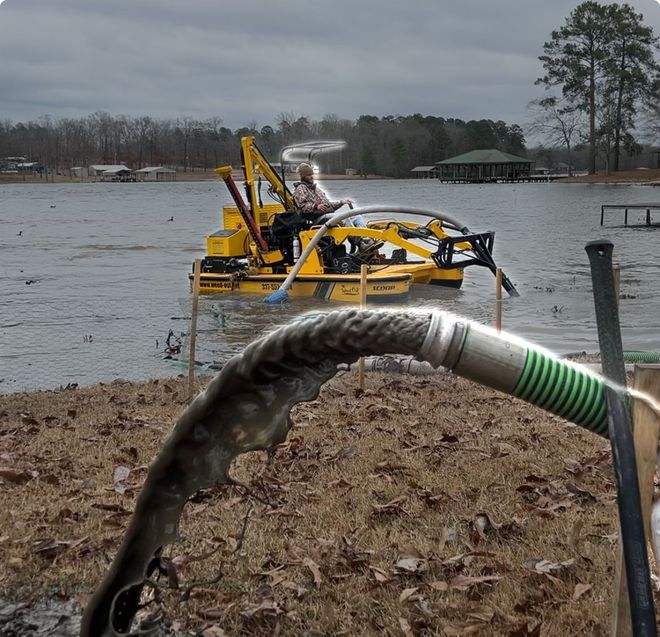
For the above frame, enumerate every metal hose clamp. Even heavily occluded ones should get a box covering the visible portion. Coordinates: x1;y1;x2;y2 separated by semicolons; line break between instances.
417;311;465;369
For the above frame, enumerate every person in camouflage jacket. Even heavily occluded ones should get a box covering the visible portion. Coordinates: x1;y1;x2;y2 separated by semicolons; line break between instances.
292;162;382;256
292;162;353;221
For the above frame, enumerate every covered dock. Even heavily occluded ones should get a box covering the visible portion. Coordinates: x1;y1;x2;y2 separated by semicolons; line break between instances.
435;149;535;183
600;203;660;226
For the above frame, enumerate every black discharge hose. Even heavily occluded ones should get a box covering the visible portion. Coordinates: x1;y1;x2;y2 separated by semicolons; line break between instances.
460;227;519;297
81;308;643;635
605;387;657;636
586;240;656;637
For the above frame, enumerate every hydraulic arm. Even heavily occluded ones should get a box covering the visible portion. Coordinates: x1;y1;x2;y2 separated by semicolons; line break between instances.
240;136;295;212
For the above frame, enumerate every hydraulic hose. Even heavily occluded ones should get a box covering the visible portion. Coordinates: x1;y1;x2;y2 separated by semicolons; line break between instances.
82;309;630;636
264;205;518;302
623;352;660;364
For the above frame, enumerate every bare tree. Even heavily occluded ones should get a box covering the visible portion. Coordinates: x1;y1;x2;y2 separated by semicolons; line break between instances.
527;96;583;175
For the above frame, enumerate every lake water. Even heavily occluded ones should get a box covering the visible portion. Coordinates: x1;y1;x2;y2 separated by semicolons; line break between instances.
1;179;658;393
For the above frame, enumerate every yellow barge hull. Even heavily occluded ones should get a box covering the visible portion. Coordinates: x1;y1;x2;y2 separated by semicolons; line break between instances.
193;272;413;303
384;262;464;287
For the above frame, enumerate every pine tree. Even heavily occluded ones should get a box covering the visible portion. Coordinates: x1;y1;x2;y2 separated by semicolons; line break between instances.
603;3;659;171
537;1;612;175
537;1;659;174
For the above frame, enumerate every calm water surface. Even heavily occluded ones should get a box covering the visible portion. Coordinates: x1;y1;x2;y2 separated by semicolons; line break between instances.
1;179;658;393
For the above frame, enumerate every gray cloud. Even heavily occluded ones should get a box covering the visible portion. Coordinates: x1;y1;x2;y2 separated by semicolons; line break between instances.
0;0;658;129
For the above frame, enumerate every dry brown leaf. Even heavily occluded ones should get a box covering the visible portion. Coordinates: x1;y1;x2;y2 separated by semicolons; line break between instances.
429;580;449;592
394;551;429;575
572;582;592;600
201;626;228;637
32;536;88;558
370;566;390;583
0;466;38;484
303;556;322;588
113;465;131;494
197;604;235;620
328;478;353;489
371;495;408;516
241;597;285;620
443;623;488;636
467;604;495;622
523;558;575;575
20;413;39;427
398;587;419;603
398;617;414;637
450;574;502;591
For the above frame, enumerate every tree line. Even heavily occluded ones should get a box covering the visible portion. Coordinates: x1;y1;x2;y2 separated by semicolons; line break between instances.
1;1;657;179
0;111;527;178
533;1;659;175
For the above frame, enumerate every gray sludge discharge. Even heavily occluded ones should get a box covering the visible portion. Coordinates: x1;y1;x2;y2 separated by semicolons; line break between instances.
81;308;642;636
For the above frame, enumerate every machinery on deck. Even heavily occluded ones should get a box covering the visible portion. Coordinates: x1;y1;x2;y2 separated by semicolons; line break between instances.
190;136;518;302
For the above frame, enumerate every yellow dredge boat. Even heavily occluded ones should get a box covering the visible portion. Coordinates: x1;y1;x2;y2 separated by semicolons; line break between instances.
191;136;518;302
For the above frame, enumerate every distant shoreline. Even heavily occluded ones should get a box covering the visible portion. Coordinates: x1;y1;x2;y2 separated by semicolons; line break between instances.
1;168;659;186
0;171;390;185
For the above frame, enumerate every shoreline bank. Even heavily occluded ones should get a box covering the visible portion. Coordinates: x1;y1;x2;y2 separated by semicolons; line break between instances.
2;168;660;186
0;371;624;634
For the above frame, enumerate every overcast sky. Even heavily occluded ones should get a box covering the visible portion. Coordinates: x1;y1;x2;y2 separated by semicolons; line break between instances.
1;0;659;133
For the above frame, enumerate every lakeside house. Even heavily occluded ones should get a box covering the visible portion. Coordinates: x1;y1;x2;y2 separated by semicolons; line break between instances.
1;156;45;175
134;166;177;182
89;164;135;182
89;164;131;176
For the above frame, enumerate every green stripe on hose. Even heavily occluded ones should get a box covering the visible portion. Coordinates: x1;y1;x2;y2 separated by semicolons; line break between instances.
584;384;608;434
552;364;577;416
568;373;598;425
538;358;565;411
534;357;559;408
504;347;611;436
521;350;544;402
528;353;551;405
557;368;585;419
579;378;602;428
513;349;535;397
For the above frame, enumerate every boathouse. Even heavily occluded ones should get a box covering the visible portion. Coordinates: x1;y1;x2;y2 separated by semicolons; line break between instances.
410;165;437;179
134;166;177;182
96;166;135;182
435;150;534;183
89;164;132;178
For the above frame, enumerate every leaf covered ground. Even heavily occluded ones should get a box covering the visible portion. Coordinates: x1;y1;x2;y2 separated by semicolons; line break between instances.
0;370;649;636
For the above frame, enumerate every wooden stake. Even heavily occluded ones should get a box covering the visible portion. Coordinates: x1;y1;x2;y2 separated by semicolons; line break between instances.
611;364;660;636
358;264;368;391
495;267;502;333
187;259;202;402
632;365;660;563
